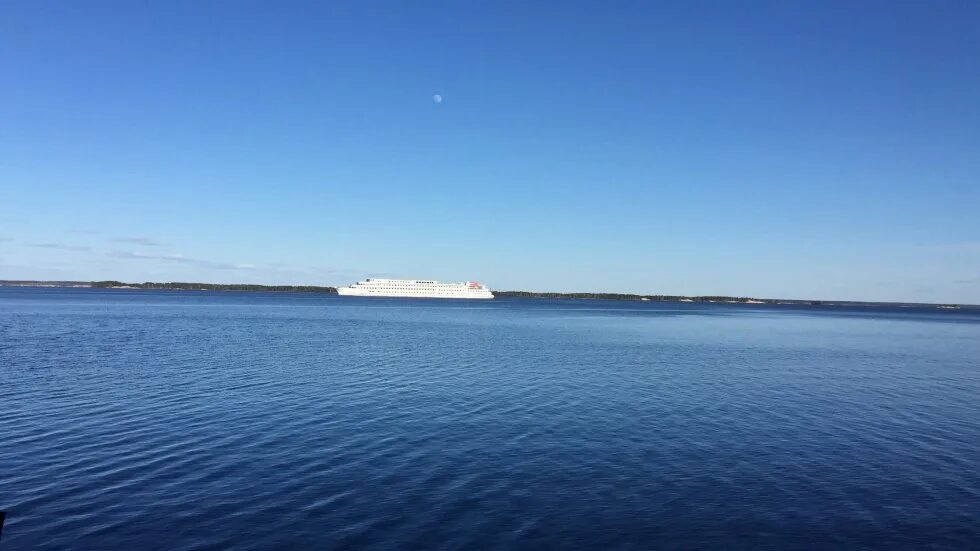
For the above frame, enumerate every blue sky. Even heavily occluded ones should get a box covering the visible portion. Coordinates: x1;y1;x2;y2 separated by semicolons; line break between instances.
1;1;978;302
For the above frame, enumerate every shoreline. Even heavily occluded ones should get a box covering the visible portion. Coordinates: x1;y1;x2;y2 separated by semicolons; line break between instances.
0;280;971;309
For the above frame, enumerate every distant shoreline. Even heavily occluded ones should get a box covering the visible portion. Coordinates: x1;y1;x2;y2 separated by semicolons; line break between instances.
0;280;970;309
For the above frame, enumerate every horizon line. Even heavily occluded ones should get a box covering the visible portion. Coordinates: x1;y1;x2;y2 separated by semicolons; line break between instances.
0;279;974;308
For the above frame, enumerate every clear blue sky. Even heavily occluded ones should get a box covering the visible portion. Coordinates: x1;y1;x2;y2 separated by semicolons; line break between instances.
2;1;978;302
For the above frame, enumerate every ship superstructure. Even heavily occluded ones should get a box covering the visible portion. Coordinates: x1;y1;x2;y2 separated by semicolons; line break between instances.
336;278;494;299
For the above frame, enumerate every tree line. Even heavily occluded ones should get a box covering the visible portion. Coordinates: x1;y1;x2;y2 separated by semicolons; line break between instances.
75;281;821;304
90;281;338;293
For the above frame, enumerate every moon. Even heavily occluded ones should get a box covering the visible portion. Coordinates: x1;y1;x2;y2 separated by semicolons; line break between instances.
432;94;443;104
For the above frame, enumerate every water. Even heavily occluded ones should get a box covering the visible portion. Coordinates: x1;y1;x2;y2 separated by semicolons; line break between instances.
2;288;979;549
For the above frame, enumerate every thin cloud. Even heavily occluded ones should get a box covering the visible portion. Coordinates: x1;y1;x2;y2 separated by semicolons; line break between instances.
205;261;256;270
105;250;255;270
107;251;187;261
26;242;91;251
112;236;166;247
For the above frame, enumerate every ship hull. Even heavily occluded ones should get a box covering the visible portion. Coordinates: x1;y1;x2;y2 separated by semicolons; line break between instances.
336;287;493;299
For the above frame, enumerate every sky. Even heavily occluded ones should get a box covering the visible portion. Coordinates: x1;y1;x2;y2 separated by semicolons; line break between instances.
1;1;979;303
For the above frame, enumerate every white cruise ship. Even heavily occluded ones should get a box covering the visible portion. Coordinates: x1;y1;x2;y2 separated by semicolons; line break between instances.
336;278;494;299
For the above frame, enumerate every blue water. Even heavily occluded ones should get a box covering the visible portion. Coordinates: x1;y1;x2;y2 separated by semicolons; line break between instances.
2;288;980;549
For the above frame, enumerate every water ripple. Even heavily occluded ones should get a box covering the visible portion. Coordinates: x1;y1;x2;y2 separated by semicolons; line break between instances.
2;289;980;548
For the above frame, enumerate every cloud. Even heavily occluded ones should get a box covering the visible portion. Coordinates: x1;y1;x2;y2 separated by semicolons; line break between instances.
112;236;166;247
26;242;91;251
105;250;255;270
954;275;980;285
107;251;186;261
211;262;256;270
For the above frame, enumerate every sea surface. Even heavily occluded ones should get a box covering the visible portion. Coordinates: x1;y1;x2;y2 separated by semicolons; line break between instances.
2;288;980;549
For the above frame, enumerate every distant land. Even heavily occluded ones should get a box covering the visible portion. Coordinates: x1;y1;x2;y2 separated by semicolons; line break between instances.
0;280;970;309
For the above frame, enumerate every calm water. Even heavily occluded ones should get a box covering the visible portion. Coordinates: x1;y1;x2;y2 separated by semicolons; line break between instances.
2;288;980;549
